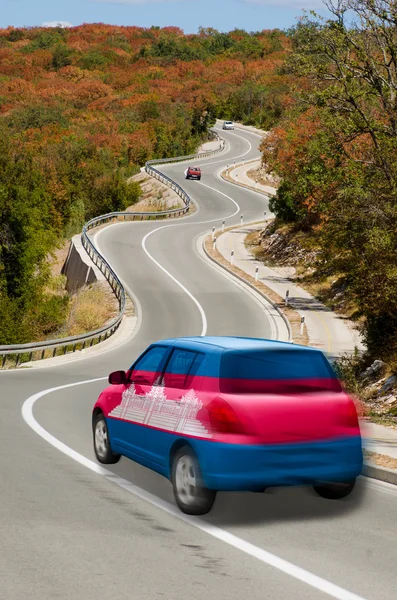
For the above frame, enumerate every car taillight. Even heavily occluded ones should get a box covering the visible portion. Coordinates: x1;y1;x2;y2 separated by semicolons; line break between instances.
207;398;244;434
344;401;359;428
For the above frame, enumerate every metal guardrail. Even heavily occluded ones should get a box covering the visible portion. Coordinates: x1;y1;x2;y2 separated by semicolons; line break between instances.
0;129;226;368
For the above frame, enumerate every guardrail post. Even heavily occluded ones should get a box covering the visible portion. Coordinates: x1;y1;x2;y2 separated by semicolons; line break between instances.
2;355;6;368
52;348;56;357
41;349;45;360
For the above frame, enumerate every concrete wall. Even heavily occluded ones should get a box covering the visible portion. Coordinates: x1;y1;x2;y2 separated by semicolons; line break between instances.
62;234;105;294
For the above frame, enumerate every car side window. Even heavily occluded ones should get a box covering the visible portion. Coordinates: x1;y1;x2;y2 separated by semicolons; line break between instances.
130;346;169;386
163;349;199;389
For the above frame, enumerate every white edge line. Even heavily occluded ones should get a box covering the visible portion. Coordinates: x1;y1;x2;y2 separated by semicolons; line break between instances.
94;178;244;339
195;233;283;342
141;226;208;337
22;378;367;600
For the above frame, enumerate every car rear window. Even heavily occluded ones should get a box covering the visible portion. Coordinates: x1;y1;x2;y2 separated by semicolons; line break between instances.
190;166;200;171
219;350;340;394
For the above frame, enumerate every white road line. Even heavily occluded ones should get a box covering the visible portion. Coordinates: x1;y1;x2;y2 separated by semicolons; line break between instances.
94;184;242;339
22;378;367;600
142;226;208;337
161;129;254;169
197;181;241;214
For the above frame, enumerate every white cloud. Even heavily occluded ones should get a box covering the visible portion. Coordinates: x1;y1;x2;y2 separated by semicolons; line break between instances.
42;21;73;28
243;0;325;7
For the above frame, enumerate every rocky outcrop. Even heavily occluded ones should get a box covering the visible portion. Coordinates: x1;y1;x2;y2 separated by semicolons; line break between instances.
360;361;397;416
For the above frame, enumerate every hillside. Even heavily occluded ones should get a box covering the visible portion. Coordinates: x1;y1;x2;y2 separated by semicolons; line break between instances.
0;24;293;345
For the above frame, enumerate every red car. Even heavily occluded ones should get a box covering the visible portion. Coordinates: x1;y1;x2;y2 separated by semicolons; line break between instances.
186;166;201;180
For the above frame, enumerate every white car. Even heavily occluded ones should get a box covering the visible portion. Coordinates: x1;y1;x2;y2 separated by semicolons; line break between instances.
222;121;234;130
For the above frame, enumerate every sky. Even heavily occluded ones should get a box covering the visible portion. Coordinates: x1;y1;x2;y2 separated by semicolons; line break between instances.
2;0;331;34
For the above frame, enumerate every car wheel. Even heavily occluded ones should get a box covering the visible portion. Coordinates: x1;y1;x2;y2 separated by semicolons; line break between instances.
93;412;121;464
171;446;216;515
198;177;201;181
313;479;356;500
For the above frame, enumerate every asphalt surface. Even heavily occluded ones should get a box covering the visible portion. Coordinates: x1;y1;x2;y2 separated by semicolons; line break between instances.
1;125;397;600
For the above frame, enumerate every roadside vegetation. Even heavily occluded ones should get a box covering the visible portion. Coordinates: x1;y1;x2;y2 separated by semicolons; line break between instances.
258;1;397;365
239;1;397;420
0;24;292;345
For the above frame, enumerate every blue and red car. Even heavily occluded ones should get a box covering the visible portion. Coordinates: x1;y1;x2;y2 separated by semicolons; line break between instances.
92;336;363;515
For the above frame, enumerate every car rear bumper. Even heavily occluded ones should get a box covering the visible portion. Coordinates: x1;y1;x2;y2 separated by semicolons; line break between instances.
193;435;363;491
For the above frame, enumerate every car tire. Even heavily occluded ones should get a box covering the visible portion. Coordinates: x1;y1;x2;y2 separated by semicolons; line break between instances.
93;412;121;465
171;446;216;515
198;177;201;181
313;479;356;500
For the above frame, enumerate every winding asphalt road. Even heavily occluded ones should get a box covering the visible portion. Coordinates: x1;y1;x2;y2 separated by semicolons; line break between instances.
1;126;397;600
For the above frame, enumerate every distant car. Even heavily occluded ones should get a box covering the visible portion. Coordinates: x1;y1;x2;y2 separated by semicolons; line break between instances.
186;166;201;180
223;121;234;130
92;336;363;516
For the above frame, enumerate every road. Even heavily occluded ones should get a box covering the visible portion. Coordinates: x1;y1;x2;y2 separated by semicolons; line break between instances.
1;125;396;600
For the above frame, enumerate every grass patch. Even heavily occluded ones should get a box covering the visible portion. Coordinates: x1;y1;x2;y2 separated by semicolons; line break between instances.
64;282;118;337
364;449;397;469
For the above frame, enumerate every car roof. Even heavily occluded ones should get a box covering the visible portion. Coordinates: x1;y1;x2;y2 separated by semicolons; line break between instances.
156;336;320;354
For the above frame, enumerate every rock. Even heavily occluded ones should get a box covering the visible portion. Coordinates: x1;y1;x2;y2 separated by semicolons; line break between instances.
380;375;397;394
384;395;397;406
360;360;386;379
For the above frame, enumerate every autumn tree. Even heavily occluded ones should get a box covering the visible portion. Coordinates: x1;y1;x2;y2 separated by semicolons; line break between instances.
269;0;397;358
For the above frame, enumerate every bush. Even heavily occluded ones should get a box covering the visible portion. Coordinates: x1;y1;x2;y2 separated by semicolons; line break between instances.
7;105;69;131
51;44;72;70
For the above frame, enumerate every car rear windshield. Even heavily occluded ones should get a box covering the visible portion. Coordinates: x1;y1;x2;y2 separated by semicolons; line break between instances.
190;166;200;171
219;349;340;394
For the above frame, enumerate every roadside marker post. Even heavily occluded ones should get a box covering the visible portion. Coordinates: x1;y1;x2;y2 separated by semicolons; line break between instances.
285;289;290;306
255;267;259;282
231;250;235;266
240;214;244;226
213;237;217;251
222;219;225;232
300;316;305;336
212;226;216;240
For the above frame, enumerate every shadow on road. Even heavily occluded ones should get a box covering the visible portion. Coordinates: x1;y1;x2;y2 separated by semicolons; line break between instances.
110;458;367;527
205;484;366;527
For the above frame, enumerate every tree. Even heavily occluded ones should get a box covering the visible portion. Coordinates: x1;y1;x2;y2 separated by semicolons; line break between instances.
271;0;397;358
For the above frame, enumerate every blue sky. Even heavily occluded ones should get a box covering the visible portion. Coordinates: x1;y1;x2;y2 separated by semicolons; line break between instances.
2;0;331;33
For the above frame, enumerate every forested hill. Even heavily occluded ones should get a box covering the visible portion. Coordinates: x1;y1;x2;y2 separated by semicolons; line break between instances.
0;25;292;345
